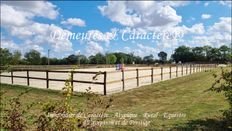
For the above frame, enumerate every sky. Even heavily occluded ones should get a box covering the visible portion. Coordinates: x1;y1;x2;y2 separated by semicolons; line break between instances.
1;1;231;59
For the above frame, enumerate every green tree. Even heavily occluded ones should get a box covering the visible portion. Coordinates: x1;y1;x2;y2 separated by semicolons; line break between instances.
0;48;12;66
95;53;105;64
114;52;128;64
89;53;105;64
172;46;194;63
208;48;221;63
219;45;230;63
158;51;167;62
66;54;78;64
143;54;154;64
120;57;124;64
78;55;89;64
192;47;205;62
203;46;213;62
24;50;41;65
106;54;117;64
11;51;22;65
41;57;48;65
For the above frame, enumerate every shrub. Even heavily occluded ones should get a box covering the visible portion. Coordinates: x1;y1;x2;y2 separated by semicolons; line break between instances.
209;67;232;127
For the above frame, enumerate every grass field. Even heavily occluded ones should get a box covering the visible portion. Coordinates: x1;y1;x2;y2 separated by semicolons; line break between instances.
0;68;230;130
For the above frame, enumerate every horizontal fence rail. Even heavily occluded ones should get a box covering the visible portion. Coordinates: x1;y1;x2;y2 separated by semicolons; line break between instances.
0;64;217;95
106;64;216;94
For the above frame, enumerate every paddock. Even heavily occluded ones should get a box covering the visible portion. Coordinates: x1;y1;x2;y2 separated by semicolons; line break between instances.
0;64;215;95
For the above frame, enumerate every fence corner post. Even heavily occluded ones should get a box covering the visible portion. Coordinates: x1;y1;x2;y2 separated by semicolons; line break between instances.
104;71;107;95
169;66;172;79
151;67;154;83
122;69;125;91
161;67;163;81
136;68;139;87
46;70;49;89
181;64;183;76
176;65;178;77
27;70;29;86
190;65;192;74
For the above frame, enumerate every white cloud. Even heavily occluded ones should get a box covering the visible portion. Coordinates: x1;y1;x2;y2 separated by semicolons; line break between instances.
201;14;211;19
1;1;73;54
22;40;45;54
2;1;58;20
85;41;104;56
123;47;131;53
204;2;209;7
186;23;205;34
5;22;73;52
98;1;182;27
209;17;231;33
61;18;86;27
219;1;232;7
122;44;158;57
85;29;117;44
184;17;231;47
159;1;190;7
1;40;19;51
1;39;45;55
1;4;31;27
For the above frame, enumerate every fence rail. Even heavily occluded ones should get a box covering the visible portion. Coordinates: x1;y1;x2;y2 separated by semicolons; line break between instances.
0;64;216;95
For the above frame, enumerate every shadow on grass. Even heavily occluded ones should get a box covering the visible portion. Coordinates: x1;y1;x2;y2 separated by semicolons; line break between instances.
171;118;231;131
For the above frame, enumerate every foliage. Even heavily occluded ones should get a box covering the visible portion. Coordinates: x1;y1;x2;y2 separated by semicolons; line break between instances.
24;50;41;65
172;46;194;63
106;54;117;64
158;51;167;62
11;51;22;65
143;54;154;64
0;48;12;66
209;67;232;127
66;54;78;64
172;45;231;63
1;44;231;66
0;89;33;130
0;67;113;130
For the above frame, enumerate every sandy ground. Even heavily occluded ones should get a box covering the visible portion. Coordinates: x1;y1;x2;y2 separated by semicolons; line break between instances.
0;66;201;94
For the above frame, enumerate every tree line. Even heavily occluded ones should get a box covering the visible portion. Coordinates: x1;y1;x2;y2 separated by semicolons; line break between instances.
0;45;231;66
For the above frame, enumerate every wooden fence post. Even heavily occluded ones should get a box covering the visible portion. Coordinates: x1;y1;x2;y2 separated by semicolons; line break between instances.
192;65;194;73
136;69;139;87
151;67;154;83
176;65;178;77
104;71;107;95
161;67;163;81
181;65;183;76
46;70;49;89
193;65;195;73
71;71;74;92
169;66;172;79
122;69;125;91
27;70;29;86
11;70;13;84
186;65;188;75
190;65;192;74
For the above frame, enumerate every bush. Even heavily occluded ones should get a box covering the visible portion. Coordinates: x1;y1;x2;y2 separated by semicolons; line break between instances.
1;67;113;130
209;67;232;127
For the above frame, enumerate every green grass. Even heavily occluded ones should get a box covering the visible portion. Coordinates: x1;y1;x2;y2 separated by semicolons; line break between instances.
1;68;230;130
